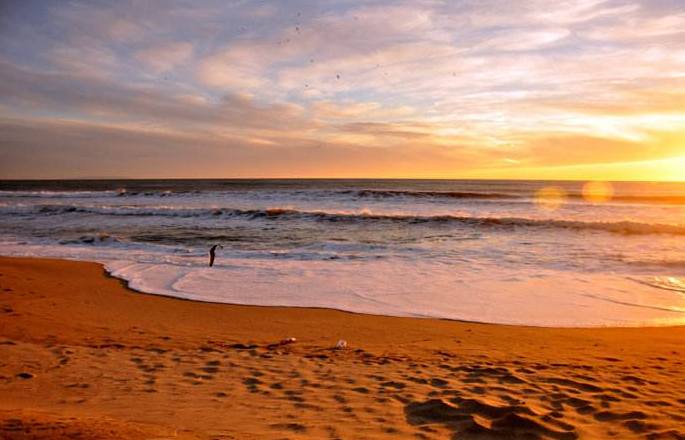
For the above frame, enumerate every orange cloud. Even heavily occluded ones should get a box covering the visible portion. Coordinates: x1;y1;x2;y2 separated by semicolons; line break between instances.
1;0;685;180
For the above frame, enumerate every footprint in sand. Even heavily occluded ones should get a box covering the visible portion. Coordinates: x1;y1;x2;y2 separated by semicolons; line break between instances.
64;383;90;389
405;398;578;440
594;410;648;422
270;423;307;433
243;377;262;393
545;377;603;393
381;381;406;389
146;347;169;355
407;377;429;384
430;378;449;387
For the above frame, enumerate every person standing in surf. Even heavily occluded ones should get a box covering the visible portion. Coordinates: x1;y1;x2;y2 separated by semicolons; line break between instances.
208;244;222;267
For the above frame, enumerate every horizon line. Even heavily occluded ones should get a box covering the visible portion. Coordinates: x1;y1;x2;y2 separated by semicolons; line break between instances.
2;177;685;183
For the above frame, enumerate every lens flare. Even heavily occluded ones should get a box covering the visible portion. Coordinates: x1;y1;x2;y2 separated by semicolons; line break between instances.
582;181;614;203
535;186;567;211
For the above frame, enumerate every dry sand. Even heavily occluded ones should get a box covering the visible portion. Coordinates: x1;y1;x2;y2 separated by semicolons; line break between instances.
0;256;684;439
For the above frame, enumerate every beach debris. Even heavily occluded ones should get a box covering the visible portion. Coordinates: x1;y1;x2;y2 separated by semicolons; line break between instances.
334;340;347;350
283;336;297;344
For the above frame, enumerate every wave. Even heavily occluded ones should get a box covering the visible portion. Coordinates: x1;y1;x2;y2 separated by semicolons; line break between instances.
339;189;518;200
0;188;513;200
3;203;685;236
630;277;685;295
588;194;685;205
3;187;685;205
58;234;122;246
0;189;183;198
340;189;685;205
0;203;218;217
0;190;125;198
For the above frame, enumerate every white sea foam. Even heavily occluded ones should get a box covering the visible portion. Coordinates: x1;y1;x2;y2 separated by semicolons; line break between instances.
1;238;685;327
0;190;122;198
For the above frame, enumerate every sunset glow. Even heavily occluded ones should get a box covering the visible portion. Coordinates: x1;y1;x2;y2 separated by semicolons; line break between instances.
0;0;684;180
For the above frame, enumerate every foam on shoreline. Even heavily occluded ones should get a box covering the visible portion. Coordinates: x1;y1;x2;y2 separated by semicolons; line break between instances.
2;239;685;327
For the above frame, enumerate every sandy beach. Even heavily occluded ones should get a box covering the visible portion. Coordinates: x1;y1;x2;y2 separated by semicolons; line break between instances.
1;256;684;439
4;0;685;437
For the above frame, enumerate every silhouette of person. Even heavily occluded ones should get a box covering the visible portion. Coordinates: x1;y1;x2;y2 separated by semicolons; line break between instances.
208;244;222;267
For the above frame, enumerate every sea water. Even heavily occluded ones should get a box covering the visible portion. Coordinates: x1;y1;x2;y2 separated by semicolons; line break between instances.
1;179;684;327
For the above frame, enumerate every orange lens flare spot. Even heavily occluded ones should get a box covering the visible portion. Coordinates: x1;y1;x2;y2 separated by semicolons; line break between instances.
535;186;567;211
582;181;614;203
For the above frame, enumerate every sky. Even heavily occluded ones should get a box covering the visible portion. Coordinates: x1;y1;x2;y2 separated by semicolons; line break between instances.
0;0;684;180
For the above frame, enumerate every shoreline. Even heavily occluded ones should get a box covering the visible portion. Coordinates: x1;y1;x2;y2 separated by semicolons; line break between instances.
9;253;685;330
102;263;685;331
7;251;680;329
1;256;684;439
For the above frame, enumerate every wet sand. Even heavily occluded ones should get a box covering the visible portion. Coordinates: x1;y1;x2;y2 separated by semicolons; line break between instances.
0;256;684;439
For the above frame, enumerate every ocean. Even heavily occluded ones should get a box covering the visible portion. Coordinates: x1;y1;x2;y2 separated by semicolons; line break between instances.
1;179;684;327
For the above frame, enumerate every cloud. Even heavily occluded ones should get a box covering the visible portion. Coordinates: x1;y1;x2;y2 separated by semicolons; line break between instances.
0;116;492;179
311;99;418;120
475;28;572;52
0;59;312;134
135;42;193;72
583;11;685;42
337;122;432;140
196;44;272;90
47;45;118;77
1;0;685;179
312;101;382;118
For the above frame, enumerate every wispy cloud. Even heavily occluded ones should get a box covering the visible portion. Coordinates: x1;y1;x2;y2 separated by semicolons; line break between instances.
0;0;684;179
135;43;194;73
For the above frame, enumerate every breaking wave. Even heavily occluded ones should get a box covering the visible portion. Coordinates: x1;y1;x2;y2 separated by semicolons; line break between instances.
630;277;685;295
4;187;685;205
339;189;685;205
339;189;518;200
3;203;685;236
0;190;124;198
